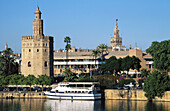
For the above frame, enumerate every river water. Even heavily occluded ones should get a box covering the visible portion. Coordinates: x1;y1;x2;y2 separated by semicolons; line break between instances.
0;99;169;111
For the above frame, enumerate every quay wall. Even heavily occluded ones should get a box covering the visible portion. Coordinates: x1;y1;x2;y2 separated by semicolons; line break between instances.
105;90;170;102
0;92;47;99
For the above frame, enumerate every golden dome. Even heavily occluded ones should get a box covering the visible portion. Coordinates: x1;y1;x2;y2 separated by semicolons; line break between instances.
35;7;41;13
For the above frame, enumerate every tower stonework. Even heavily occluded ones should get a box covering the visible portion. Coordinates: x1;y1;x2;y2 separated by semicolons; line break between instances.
21;7;53;78
110;20;126;51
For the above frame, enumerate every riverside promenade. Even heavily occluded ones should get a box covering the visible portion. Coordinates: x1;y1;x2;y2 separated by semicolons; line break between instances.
1;90;170;102
0;92;46;99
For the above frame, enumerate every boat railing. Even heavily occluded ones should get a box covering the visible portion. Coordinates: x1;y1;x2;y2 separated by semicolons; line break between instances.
67;87;92;89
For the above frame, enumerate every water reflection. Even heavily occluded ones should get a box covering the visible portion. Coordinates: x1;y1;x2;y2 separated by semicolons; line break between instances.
0;99;169;111
105;100;170;111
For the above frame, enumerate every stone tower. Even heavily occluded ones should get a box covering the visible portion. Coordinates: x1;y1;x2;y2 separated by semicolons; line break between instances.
110;19;122;47
110;19;126;51
21;7;53;78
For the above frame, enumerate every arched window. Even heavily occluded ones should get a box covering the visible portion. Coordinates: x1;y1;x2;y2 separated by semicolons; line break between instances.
28;61;31;67
44;61;47;67
37;49;39;52
29;49;31;52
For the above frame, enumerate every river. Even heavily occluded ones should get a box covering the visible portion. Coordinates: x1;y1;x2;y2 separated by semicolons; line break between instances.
0;99;169;111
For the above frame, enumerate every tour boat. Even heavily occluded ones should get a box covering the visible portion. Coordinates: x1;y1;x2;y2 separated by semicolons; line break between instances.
44;82;101;100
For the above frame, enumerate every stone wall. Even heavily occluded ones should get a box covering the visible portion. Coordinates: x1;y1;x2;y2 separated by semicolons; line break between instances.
0;92;46;99
105;89;170;101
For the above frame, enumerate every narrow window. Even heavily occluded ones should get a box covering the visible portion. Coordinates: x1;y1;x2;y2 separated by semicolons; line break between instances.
44;61;47;67
28;61;31;67
45;49;46;52
29;49;31;52
37;49;39;52
46;43;47;46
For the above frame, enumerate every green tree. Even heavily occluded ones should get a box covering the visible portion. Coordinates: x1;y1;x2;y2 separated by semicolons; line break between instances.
101;56;121;76
121;56;133;78
36;75;52;91
25;75;36;91
143;71;170;101
91;49;101;68
3;48;13;55
146;40;170;74
0;75;9;88
141;68;150;78
0;55;18;76
131;56;141;71
64;36;71;68
97;44;109;63
63;68;78;82
9;74;24;91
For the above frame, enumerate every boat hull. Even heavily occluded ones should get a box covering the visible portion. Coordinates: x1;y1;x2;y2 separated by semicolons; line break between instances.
44;92;101;100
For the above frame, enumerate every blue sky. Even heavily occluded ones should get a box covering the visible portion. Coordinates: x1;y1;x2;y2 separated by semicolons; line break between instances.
0;0;169;53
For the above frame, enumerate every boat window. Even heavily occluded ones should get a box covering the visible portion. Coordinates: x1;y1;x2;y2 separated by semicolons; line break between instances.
68;84;76;87
56;90;58;93
85;84;92;87
72;91;74;93
77;84;83;87
78;91;81;93
75;91;77;93
82;91;84;93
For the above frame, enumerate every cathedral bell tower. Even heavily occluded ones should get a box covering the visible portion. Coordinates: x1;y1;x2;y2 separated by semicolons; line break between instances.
110;19;126;51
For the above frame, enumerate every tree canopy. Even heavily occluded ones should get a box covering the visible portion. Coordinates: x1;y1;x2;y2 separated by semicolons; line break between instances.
97;44;109;63
0;55;19;76
146;40;170;73
143;71;170;101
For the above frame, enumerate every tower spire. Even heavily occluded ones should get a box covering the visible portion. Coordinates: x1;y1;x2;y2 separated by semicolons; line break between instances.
5;43;8;50
114;19;119;37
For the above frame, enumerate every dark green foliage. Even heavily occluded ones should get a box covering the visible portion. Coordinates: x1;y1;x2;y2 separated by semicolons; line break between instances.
0;55;19;76
118;78;136;87
141;68;150;77
143;71;170;101
64;36;71;67
146;40;170;73
3;48;13;55
36;75;52;90
101;56;141;76
97;44;109;63
101;56;121;75
0;75;8;87
95;74;118;89
138;79;145;86
25;75;36;91
63;68;78;82
91;49;101;67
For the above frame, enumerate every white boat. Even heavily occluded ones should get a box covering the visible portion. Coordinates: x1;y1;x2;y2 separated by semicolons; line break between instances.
44;82;101;100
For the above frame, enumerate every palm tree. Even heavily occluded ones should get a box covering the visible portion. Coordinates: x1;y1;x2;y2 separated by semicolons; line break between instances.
97;44;109;63
64;36;71;68
91;49;101;68
0;55;18;76
3;48;13;55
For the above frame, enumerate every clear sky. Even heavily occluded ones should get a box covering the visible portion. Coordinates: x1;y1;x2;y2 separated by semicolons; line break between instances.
0;0;169;53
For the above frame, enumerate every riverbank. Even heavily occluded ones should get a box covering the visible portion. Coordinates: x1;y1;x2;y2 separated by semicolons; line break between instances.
0;92;46;99
1;90;170;102
105;90;170;102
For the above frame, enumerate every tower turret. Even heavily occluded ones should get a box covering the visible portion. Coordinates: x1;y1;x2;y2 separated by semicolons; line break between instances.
33;6;43;38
